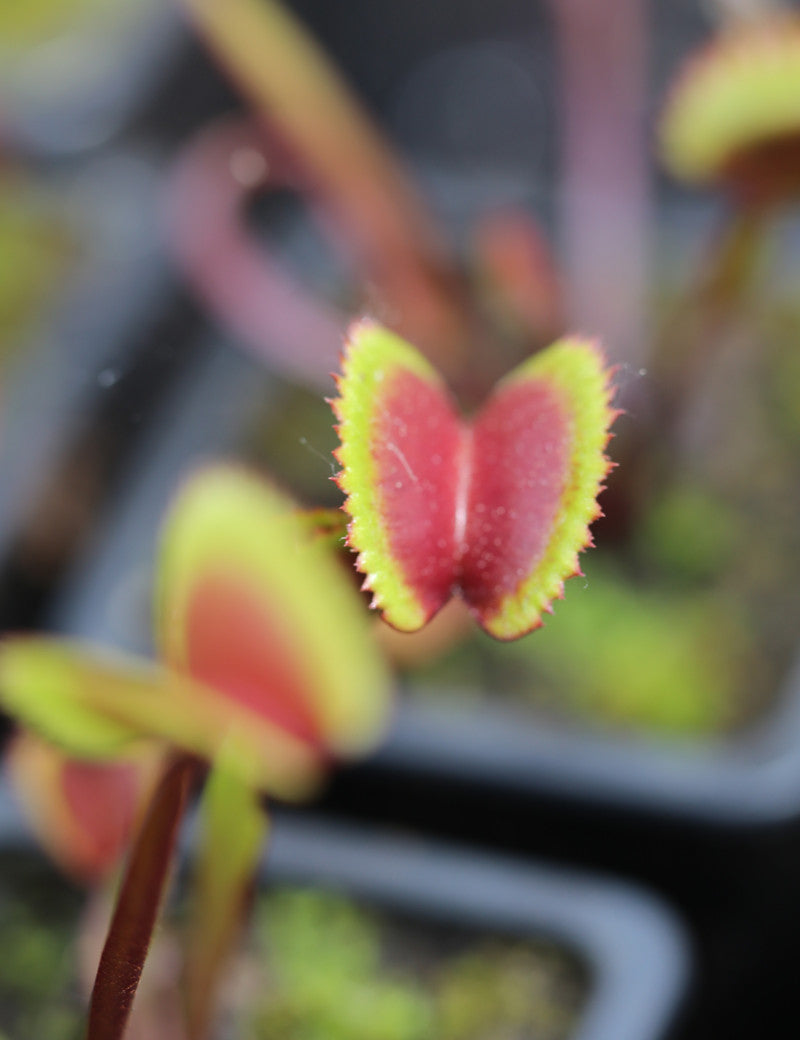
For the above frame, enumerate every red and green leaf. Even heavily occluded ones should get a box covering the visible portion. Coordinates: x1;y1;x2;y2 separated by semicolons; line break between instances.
333;321;463;632
0;640;146;759
466;339;616;639
659;15;800;195
333;321;616;640
6;734;162;885
156;465;391;760
0;638;321;800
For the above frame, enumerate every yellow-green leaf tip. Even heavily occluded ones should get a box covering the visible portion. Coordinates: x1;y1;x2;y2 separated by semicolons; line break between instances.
660;15;800;191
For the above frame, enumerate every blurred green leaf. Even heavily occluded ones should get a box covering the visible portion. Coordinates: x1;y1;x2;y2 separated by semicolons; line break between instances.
185;750;268;1039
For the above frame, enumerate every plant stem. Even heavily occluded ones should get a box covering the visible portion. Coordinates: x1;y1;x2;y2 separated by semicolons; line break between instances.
184;759;269;1040
180;0;472;383
655;208;767;429
167;118;345;392
549;0;651;379
605;208;768;542
87;754;198;1040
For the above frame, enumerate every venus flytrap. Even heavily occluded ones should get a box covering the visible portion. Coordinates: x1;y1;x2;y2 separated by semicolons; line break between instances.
332;321;617;641
166;117;347;394
660;12;800;208
652;10;800;432
0;464;390;1040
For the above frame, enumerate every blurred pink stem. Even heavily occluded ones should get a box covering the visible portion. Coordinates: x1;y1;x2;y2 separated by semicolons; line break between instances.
179;0;471;380
472;207;565;349
167;118;346;391
549;0;651;374
87;755;197;1040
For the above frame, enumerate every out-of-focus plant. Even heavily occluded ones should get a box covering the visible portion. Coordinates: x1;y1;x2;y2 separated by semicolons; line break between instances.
166;116;346;394
177;0;472;389
547;0;651;376
660;9;800;208
242;889;583;1040
247;890;434;1040
6;734;160;887
4;739;174;1038
0;464;391;1040
173;0;569;406
502;560;753;736
654;8;800;430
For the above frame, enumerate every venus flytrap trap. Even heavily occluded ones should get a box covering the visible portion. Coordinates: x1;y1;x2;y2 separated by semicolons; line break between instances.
651;9;800;433
332;321;617;641
0;464;390;1040
660;11;800;209
164;0;622;671
5;733;161;886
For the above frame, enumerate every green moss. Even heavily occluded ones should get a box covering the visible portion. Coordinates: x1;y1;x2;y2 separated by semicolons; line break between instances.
0;874;585;1039
519;563;751;735
248;890;433;1040
244;889;585;1040
409;558;753;737
637;483;744;586
437;944;581;1040
0;861;83;1040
